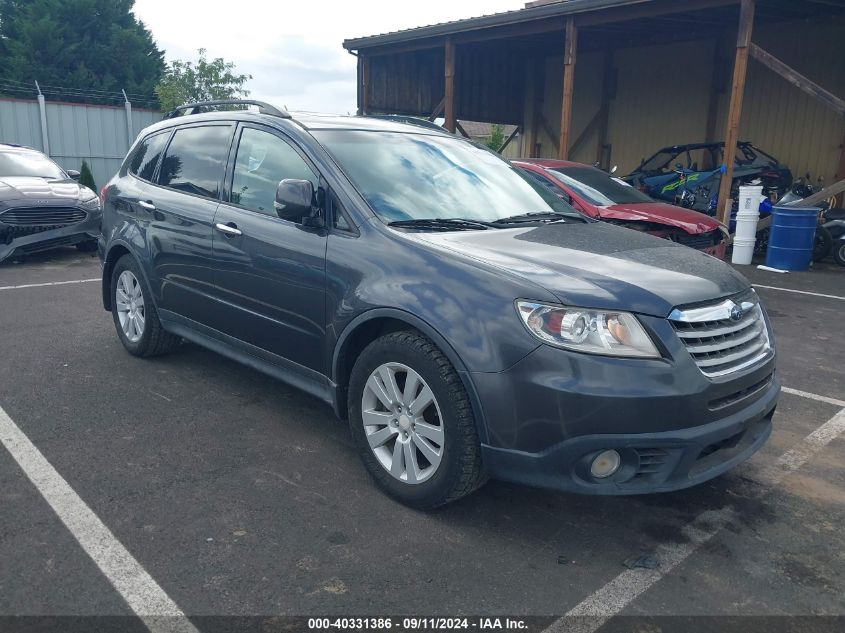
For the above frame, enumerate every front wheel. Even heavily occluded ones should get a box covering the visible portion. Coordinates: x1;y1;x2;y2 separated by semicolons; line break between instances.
834;240;845;267
347;331;485;508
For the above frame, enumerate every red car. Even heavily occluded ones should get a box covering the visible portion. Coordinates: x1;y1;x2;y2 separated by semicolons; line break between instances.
514;159;728;259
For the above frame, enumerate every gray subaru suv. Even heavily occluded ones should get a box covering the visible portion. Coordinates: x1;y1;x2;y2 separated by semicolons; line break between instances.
99;100;778;508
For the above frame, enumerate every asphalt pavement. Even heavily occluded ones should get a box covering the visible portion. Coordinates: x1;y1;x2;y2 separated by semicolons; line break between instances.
0;248;843;632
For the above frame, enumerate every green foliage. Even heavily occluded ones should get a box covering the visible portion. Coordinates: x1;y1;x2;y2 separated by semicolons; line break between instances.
486;124;506;152
155;49;252;112
78;160;96;191
0;0;165;106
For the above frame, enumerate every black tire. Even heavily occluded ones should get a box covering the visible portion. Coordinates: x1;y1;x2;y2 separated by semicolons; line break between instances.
348;330;485;508
110;254;180;357
76;239;98;253
813;225;833;262
834;241;845;267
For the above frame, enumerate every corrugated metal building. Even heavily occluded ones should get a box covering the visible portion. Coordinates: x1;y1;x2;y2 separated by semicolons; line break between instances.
344;0;845;218
0;98;161;187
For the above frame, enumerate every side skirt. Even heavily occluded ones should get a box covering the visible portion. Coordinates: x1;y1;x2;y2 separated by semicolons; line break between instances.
159;310;338;409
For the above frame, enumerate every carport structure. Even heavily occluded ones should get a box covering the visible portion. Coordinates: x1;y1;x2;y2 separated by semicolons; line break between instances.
343;0;845;222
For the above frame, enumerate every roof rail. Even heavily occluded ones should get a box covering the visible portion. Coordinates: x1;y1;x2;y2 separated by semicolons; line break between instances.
369;114;447;133
163;99;291;120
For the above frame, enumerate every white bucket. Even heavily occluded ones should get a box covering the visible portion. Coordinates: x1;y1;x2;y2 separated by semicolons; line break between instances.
734;213;760;241
738;185;764;216
731;236;757;265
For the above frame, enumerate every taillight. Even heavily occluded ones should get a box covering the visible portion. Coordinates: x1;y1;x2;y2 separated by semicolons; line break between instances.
99;185;110;205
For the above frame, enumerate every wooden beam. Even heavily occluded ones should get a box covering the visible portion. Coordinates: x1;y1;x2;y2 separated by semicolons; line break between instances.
428;96;445;121
749;43;845;116
716;0;755;225
558;17;577;160
455;121;470;138
444;40;456;133
497;126;521;154
568;108;602;159
361;56;370;115
577;0;739;27
783;178;845;207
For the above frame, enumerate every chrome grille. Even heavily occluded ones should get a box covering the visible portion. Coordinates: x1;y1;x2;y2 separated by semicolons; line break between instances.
0;207;86;227
669;292;772;378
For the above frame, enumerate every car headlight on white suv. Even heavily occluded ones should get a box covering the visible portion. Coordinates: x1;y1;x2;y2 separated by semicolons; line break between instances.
516;301;660;358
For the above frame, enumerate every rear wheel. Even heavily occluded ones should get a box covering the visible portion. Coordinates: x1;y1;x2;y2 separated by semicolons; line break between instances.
813;225;833;262
110;255;180;357
347;331;485;508
834;240;845;267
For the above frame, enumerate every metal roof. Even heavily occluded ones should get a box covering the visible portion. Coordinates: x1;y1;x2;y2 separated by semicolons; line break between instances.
343;0;659;50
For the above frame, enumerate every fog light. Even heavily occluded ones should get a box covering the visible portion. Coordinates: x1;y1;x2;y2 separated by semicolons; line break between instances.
590;449;621;479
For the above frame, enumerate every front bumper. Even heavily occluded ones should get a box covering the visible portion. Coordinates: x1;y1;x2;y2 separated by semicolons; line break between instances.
0;210;101;262
472;322;778;495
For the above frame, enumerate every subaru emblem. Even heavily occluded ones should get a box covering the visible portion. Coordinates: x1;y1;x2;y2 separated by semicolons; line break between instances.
729;303;744;321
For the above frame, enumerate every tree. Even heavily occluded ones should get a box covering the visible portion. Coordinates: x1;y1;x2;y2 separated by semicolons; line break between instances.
0;0;164;106
486;124;506;152
78;160;96;192
155;49;252;112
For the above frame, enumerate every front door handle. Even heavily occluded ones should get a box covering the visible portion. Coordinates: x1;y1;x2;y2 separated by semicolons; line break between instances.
137;200;156;211
215;222;243;237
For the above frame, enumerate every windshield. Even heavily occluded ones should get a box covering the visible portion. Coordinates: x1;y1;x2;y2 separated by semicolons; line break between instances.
0;150;66;179
548;167;653;206
314;130;575;223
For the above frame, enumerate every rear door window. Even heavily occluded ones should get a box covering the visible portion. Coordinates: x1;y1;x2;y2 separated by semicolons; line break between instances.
157;125;232;199
128;131;170;182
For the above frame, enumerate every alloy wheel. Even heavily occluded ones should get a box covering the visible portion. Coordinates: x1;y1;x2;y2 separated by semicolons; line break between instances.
115;270;145;343
361;362;444;484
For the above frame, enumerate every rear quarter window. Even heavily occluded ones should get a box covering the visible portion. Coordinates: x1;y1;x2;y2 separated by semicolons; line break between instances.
157;125;232;199
128;131;170;181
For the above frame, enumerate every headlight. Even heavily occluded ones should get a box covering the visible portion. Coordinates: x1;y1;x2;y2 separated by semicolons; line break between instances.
516;301;660;358
79;196;101;211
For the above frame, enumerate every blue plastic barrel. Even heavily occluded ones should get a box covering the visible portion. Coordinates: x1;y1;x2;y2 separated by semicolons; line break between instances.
765;206;818;271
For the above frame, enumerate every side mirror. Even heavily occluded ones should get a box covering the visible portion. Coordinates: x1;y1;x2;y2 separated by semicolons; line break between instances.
66;169;80;180
275;179;315;223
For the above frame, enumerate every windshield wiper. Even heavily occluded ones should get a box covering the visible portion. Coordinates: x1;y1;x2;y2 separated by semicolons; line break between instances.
387;218;494;231
492;211;574;225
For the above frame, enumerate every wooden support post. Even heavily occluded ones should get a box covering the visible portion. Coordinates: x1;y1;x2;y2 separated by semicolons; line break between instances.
361;56;370;115
558;17;578;160
716;0;755;226
444;40;456;133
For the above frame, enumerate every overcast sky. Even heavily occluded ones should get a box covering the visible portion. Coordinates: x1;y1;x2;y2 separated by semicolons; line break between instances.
132;0;522;114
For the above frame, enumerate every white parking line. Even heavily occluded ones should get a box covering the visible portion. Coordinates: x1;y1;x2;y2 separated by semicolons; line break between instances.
0;278;100;291
545;398;845;633
782;386;845;409
0;404;198;633
753;284;845;301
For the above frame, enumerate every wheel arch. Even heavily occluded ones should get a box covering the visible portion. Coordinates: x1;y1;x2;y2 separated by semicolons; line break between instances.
331;308;489;444
101;241;157;313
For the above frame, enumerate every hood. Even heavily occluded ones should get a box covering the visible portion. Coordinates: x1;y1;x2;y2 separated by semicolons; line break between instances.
598;202;722;234
409;222;749;317
0;177;94;204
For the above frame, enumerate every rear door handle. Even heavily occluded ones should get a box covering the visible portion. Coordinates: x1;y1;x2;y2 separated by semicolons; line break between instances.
137;200;156;211
215;222;243;237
